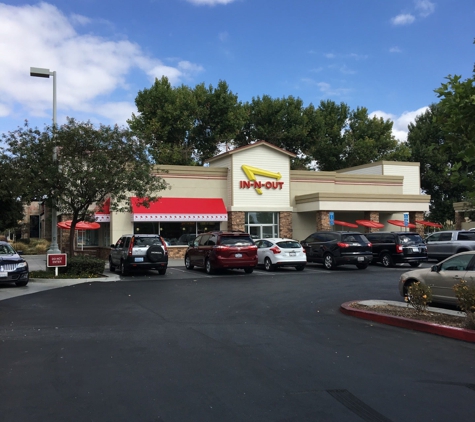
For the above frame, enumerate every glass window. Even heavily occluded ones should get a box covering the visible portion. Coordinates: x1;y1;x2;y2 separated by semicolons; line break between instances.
457;232;475;241
441;254;474;271
276;241;301;248
219;236;254;246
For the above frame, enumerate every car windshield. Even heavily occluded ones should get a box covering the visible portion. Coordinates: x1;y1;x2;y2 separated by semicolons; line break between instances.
397;234;424;245
276;241;301;248
341;234;368;243
220;236;254;246
0;244;16;254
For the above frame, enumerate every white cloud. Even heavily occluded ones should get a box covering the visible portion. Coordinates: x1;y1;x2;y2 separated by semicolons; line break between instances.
389;46;402;53
370;107;429;142
391;14;416;26
186;0;237;5
415;0;435;17
0;3;204;127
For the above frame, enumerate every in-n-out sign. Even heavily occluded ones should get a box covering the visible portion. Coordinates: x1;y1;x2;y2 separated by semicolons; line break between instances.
240;165;284;195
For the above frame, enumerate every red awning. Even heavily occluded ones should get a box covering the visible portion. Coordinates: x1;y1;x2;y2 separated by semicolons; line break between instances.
94;198;110;223
58;220;100;230
356;219;385;229
387;219;417;229
415;220;443;228
131;197;228;222
333;220;359;228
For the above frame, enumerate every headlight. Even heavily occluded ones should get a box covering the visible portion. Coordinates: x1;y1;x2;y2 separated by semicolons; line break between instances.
16;262;27;269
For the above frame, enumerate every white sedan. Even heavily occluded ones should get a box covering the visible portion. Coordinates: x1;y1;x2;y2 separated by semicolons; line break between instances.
255;238;306;271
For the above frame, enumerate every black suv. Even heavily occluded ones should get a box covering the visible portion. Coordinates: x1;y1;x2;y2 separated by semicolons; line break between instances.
365;231;427;267
301;231;373;270
185;231;258;274
109;234;168;275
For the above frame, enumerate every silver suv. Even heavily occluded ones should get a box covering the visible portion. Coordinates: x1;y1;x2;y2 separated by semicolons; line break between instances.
425;230;475;261
109;234;168;275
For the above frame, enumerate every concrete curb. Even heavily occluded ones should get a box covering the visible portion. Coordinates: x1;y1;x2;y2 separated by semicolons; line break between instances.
340;300;475;343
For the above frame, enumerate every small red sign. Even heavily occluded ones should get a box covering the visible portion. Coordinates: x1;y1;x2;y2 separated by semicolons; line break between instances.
47;254;67;267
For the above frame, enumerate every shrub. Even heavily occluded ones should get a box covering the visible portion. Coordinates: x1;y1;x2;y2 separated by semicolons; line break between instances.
59;255;105;277
407;282;432;313
453;279;475;329
12;239;50;255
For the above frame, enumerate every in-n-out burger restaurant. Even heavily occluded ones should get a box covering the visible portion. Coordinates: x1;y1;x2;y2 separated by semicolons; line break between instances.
90;140;430;259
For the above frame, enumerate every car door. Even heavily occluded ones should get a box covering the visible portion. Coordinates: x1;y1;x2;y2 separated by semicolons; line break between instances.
110;236;126;266
424;253;474;303
256;240;273;265
188;235;202;266
302;233;325;262
426;232;452;260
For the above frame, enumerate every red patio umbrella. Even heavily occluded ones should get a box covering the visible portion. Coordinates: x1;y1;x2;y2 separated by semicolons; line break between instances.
356;219;385;229
415;220;443;228
57;220;100;230
387;219;417;229
333;220;359;228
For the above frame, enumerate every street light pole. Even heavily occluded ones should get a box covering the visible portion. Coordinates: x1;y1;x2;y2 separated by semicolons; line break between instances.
30;67;61;254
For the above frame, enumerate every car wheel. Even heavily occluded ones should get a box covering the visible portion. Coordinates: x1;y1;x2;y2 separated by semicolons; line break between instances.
295;265;305;271
158;268;167;275
109;258;116;272
244;267;254;274
205;259;214;275
323;253;336;270
356;263;368;270
185;255;194;270
15;280;28;287
264;257;275;271
381;253;394;268
120;260;128;276
409;262;421;268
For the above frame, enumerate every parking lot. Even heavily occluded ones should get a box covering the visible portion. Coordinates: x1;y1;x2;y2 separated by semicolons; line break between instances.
1;261;474;421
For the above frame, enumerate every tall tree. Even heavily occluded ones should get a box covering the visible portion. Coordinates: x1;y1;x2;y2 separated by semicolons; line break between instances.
434;62;475;203
2;119;168;256
407;104;464;224
306;101;409;171
129;77;246;165
0;151;24;233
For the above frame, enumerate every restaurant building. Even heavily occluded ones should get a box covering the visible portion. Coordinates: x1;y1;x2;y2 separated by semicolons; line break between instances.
90;141;431;259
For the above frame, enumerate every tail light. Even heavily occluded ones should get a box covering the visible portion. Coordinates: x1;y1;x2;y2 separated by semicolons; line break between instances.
367;242;372;248
128;237;134;256
303;249;306;254
160;237;168;255
337;242;350;248
396;245;403;254
270;246;281;254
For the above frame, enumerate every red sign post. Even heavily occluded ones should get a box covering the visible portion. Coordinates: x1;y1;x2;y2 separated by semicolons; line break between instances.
47;253;67;276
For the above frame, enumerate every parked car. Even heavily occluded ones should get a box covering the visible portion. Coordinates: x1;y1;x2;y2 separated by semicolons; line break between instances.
0;241;29;286
424;230;475;261
109;234;168;275
184;231;257;274
399;251;475;306
365;231;428;267
300;231;373;270
255;238;306;271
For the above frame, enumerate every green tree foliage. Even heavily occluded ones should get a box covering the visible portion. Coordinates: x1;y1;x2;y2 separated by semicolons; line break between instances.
434;64;475;203
2;119;168;256
305;101;409;171
129;77;246;165
407;104;465;224
0;151;24;232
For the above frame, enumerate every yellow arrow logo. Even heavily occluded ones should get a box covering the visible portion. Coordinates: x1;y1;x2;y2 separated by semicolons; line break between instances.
241;165;282;195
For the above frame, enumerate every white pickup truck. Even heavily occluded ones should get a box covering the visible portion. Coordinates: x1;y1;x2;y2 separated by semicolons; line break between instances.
425;230;475;261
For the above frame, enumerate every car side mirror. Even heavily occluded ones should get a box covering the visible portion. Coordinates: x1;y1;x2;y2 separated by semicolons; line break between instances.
110;244;115;248
431;264;439;272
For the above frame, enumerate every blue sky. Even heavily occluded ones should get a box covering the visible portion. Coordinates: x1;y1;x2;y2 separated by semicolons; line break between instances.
0;0;473;142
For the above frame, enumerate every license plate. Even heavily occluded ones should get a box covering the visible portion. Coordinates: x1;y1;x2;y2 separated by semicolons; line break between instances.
357;257;364;262
289;252;296;256
412;248;419;252
135;257;144;262
235;253;242;258
0;271;7;277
